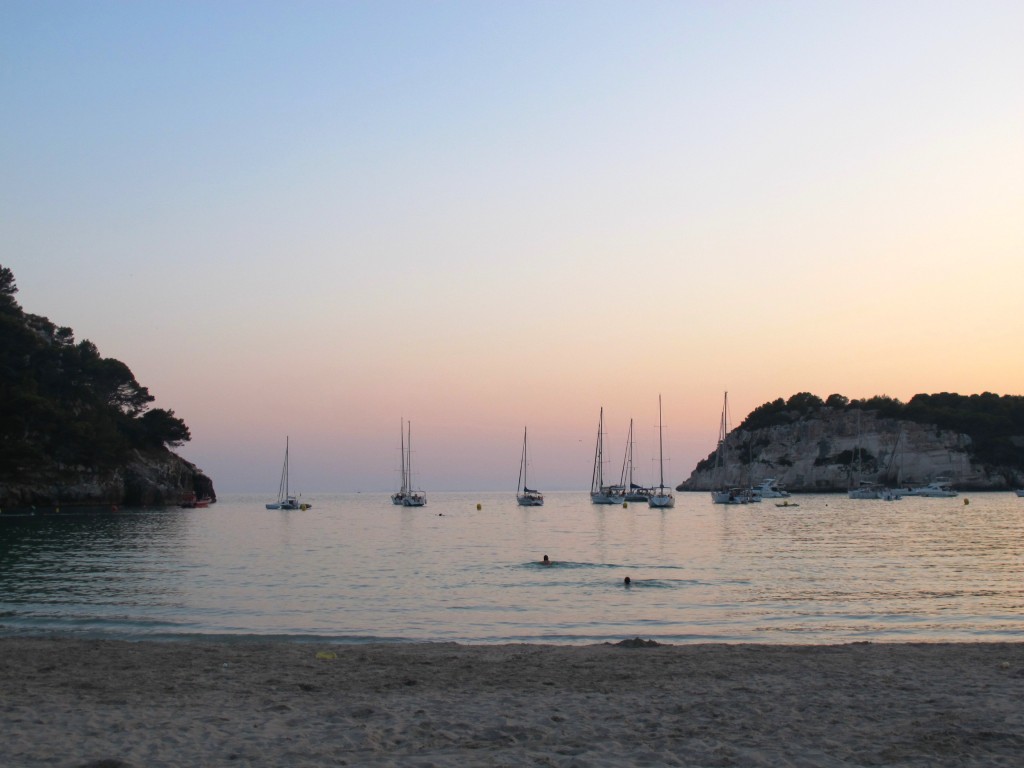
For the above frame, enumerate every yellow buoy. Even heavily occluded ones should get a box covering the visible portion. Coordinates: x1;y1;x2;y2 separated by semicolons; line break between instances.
623;501;628;508
963;498;969;505
476;503;481;510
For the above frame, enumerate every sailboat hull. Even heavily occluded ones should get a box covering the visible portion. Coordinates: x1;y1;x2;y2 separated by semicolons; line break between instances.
266;499;309;510
517;493;544;507
648;493;674;508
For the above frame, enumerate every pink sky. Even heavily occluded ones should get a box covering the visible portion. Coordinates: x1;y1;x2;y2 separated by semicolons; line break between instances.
4;2;1022;492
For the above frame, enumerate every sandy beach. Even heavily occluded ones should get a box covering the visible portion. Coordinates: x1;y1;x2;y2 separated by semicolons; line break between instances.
2;638;1023;767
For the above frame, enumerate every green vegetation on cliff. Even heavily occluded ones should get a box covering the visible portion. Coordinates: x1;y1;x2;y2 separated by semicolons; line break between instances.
730;391;1024;472
0;264;192;480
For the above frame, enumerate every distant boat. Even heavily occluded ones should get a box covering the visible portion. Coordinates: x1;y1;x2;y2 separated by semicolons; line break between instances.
648;395;675;509
393;420;427;507
620;419;651;502
847;412;901;501
749;478;790;500
516;427;544;507
391;419;409;506
266;437;311;510
180;492;212;509
848;481;902;501
590;407;619;505
904;479;958;498
711;392;743;505
1015;489;1024;497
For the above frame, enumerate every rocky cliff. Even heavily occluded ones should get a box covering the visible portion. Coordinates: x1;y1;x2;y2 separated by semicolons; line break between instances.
677;408;1024;492
0;449;216;510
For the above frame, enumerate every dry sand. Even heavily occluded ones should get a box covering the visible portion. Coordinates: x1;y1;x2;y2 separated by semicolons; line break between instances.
2;638;1024;767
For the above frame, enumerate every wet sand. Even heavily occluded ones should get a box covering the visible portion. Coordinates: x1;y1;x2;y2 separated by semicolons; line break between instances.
2;637;1023;766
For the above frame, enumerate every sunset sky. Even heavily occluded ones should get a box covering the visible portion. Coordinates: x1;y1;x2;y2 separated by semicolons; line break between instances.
4;1;1022;494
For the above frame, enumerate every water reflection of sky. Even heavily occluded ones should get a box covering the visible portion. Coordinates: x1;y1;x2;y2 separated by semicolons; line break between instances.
1;492;1023;643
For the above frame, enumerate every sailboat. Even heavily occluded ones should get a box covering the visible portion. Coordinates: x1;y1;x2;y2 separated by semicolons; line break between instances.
710;392;744;504
590;407;619;504
621;419;651;502
648;395;675;508
516;427;544;506
393;420;427;507
265;437;311;510
391;419;409;505
848;412;901;501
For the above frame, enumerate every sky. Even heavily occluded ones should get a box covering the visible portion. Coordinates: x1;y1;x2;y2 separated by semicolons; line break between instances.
3;1;1023;494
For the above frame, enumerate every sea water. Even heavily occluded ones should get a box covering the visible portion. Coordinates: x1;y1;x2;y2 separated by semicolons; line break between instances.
1;491;1022;644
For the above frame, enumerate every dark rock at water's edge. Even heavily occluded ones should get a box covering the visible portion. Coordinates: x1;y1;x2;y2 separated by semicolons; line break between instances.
613;637;663;648
677;392;1024;493
0;447;215;510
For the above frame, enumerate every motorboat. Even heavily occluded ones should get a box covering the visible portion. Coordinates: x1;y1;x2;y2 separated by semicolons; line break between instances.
749;478;790;499
904;480;958;498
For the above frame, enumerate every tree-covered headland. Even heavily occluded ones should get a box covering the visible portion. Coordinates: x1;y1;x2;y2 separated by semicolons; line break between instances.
0;264;211;507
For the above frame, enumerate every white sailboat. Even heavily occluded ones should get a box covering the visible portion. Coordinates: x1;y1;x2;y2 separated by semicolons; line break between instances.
621;419;651;502
391;419;409;505
266;437;311;510
648;395;675;509
396;420;426;507
848;412;901;501
710;392;744;504
516;427;544;507
590;407;619;504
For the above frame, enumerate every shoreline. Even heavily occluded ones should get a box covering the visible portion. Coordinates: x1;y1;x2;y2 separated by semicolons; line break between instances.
3;638;1023;767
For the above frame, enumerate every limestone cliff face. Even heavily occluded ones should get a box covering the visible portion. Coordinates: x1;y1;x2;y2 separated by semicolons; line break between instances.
677;409;1023;492
0;449;216;509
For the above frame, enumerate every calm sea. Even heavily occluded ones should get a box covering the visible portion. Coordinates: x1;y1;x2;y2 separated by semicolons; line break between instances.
1;491;1022;645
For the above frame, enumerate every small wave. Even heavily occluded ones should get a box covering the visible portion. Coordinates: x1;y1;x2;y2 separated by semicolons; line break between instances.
521;561;628;569
621;579;699;589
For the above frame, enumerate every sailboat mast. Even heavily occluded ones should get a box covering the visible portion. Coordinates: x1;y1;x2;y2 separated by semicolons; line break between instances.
658;396;665;489
518;427;527;493
284;436;289;499
399;419;407;493
407;421;413;491
619;419;632;488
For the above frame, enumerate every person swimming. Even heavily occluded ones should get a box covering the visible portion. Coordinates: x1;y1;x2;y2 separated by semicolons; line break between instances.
623;576;631;586
541;555;552;566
